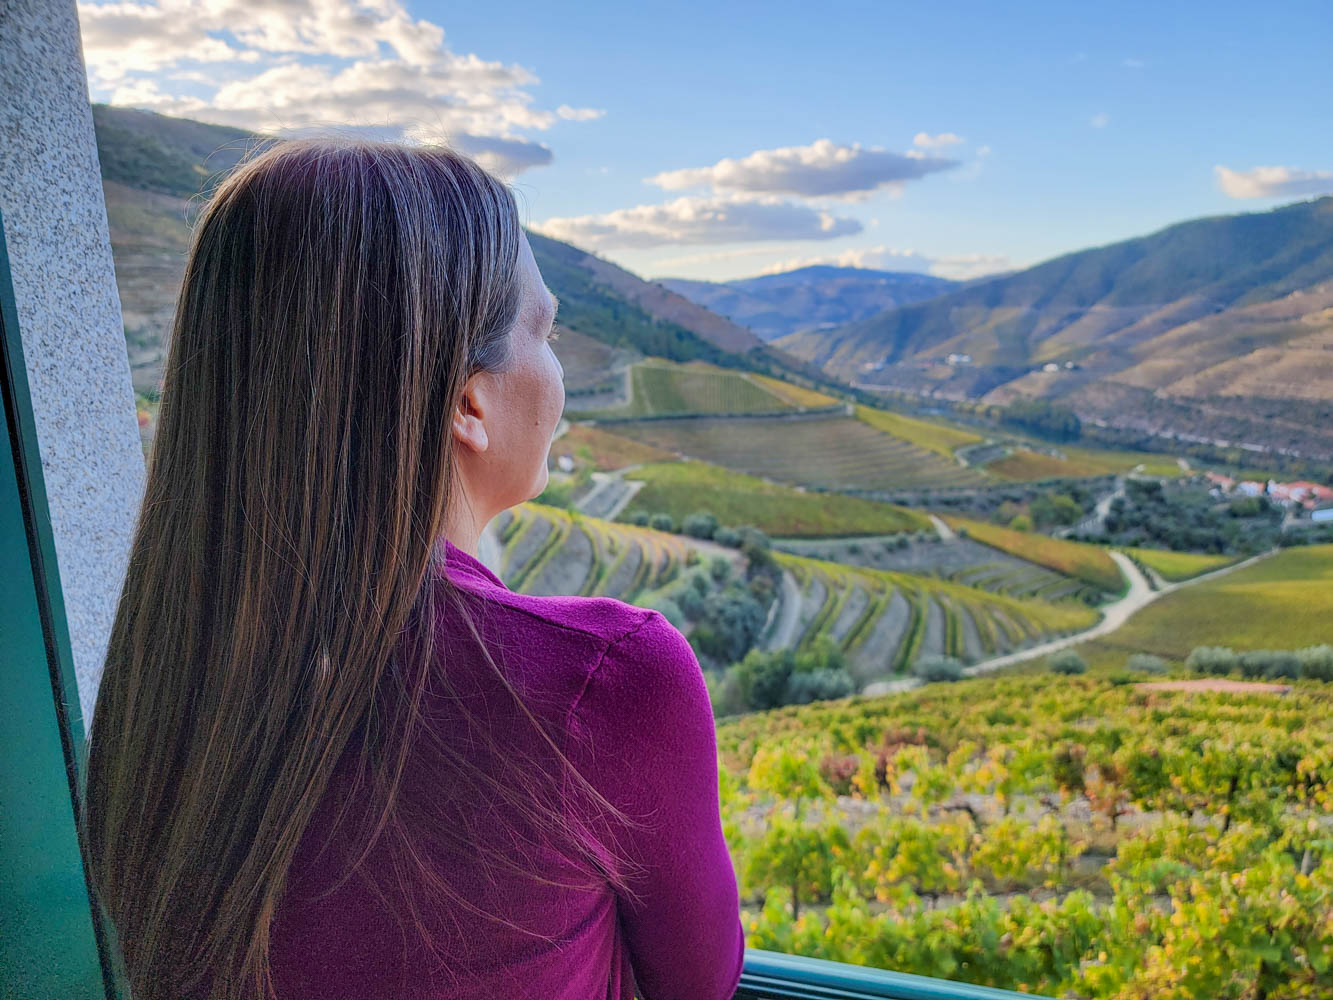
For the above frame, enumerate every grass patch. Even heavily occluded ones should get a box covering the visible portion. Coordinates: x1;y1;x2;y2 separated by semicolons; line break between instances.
1059;446;1186;478
853;404;984;459
605;360;792;417
620;460;930;537
1118;546;1236;582
944;515;1123;593
1079;545;1333;661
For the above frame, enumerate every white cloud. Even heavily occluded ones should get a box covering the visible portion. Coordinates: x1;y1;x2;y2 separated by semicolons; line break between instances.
1122;57;1145;69
976;145;992;158
913;132;965;150
649;247;787;272
534;194;862;249
644;138;957;201
755;245;1012;281
1090;112;1110;128
556;104;604;121
1215;165;1333;199
77;0;587;175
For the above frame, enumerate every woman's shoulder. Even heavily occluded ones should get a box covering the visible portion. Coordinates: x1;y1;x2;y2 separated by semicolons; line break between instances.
439;539;655;646
436;541;701;718
453;568;661;650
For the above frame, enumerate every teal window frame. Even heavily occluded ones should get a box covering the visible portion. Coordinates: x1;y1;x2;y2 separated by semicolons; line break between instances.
0;210;128;1000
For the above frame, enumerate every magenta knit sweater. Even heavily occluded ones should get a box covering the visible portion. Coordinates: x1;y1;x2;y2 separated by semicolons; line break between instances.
266;539;745;999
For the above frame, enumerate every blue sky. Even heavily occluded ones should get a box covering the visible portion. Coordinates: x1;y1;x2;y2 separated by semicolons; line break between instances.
81;0;1332;281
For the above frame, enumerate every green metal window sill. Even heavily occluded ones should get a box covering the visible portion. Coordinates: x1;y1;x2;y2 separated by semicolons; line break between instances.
736;948;1046;1000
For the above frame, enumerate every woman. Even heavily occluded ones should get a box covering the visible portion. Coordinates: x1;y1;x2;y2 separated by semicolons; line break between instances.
80;139;745;1000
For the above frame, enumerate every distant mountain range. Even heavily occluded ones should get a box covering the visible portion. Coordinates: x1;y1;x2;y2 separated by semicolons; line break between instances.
777;197;1333;458
660;266;957;341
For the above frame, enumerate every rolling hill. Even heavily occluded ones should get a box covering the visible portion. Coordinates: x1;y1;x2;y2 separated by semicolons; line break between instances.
777;197;1333;458
91;104;811;410
661;265;957;341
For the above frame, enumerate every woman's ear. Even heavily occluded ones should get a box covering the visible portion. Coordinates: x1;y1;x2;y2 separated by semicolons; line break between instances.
452;373;490;455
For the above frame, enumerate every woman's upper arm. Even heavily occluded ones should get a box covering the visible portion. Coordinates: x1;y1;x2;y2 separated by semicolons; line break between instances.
568;610;744;1000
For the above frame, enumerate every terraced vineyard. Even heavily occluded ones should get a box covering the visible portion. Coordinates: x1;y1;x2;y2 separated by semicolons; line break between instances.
609;411;988;490
491;504;1101;686
494;502;718;604
772;551;1099;684
943;515;1124;593
774;534;1102;604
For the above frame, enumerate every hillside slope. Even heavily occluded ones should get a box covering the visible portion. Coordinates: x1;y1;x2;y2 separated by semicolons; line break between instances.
92;104;798;400
778;198;1333;457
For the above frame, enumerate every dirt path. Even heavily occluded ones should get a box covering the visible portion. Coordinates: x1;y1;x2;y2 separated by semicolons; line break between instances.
574;467;645;521
763;569;804;651
600;477;644;521
1063;481;1123;537
928;513;955;541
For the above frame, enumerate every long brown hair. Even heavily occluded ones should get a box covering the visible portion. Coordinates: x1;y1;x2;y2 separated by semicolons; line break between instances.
81;139;645;999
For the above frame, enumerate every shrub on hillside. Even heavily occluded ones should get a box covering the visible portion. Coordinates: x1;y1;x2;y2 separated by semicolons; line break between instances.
738;525;777;575
913;654;965;683
732;648;795;712
1185;644;1332;682
747;575;775;604
1126;653;1168;674
738;525;771;552
691;585;766;664
727;637;853;713
709;555;732;583
1186;645;1238;676
713;526;742;547
1008;513;1034;532
1297;645;1333;682
1048;649;1086;674
785;668;855;705
1239;649;1301;680
627;511;650;526
649;513;675;532
682;511;719;540
677;572;712;619
1031;492;1084;528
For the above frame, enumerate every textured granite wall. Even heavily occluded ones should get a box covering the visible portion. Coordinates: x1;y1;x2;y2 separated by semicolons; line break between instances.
0;0;146;733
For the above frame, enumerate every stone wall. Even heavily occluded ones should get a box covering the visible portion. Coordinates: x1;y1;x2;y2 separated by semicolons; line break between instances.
0;0;145;731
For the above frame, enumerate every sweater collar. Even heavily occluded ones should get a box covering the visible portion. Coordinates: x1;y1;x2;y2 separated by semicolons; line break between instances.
438;537;508;591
